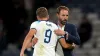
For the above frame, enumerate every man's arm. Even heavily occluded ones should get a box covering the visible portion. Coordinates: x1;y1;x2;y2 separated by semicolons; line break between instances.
54;25;80;45
20;29;36;56
66;25;80;45
26;37;38;48
59;37;74;49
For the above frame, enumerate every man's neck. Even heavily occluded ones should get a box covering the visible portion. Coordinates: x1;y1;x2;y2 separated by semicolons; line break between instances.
38;18;48;21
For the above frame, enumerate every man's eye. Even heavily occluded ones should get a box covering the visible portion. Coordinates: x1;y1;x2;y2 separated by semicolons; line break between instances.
62;15;65;16
66;15;68;16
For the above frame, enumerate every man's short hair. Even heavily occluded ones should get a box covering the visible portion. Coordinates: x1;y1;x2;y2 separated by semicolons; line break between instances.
36;7;48;18
57;6;69;14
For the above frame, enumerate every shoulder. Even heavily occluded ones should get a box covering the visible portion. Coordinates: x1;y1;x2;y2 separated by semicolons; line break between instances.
66;22;75;27
47;21;58;29
30;21;41;28
31;21;43;26
31;21;41;25
47;21;57;26
65;22;77;29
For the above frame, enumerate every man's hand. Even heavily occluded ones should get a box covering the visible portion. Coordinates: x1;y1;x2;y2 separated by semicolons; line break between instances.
32;37;38;45
68;43;76;49
20;51;24;56
54;29;65;36
72;43;75;47
26;37;38;48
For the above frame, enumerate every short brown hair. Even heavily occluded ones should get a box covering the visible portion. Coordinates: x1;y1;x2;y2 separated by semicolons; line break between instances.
36;7;48;18
57;6;69;14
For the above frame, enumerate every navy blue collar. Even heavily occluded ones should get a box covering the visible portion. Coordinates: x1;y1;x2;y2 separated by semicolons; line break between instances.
38;19;48;21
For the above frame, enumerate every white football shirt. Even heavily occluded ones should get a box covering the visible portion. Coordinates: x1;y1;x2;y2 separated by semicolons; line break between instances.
55;25;65;56
30;21;62;56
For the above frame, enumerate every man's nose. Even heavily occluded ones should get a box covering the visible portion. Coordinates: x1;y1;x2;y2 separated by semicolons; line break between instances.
65;16;68;19
64;17;67;20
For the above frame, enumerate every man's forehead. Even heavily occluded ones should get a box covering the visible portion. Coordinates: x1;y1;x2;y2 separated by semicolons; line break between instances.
60;10;68;14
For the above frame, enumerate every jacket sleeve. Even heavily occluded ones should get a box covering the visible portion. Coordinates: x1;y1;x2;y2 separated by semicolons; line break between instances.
67;25;81;45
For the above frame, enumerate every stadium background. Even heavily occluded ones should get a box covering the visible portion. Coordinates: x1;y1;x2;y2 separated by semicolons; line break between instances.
0;0;100;56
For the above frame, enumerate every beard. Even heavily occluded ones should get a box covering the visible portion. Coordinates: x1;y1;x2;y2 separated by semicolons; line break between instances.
60;19;67;25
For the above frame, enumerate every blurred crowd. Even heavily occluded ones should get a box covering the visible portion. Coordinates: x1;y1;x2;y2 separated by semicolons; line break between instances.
0;0;100;56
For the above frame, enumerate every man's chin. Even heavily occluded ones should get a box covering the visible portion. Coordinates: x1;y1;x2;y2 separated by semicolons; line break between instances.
61;22;66;25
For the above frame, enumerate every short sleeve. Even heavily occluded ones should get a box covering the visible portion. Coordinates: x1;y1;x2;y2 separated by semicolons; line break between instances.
30;22;37;30
57;36;64;39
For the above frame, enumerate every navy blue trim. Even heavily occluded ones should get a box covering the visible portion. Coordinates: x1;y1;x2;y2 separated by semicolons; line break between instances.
59;36;65;40
30;28;37;31
55;36;65;51
38;20;49;22
36;20;41;23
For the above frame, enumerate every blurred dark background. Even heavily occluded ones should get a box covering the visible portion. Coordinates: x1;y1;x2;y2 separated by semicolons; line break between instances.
0;0;100;56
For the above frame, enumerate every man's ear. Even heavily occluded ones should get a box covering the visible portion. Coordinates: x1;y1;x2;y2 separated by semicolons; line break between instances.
56;13;59;17
47;15;49;20
37;16;40;20
37;16;38;18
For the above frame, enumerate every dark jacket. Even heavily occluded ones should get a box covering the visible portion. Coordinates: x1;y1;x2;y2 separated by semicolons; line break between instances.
63;22;80;56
